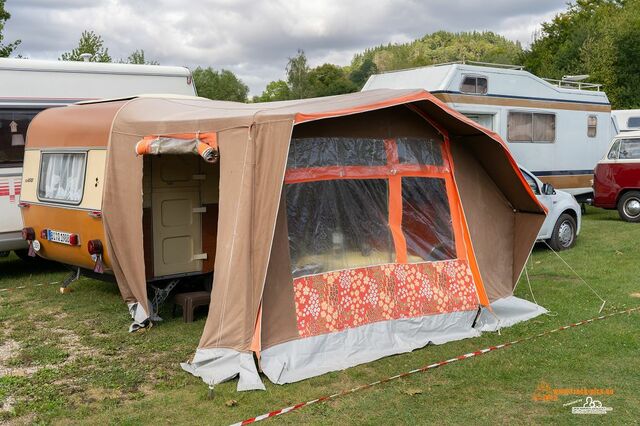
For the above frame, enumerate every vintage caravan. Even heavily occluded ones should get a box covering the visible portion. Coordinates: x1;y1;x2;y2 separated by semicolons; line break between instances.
612;109;640;133
21;90;547;389
0;58;196;259
363;62;613;202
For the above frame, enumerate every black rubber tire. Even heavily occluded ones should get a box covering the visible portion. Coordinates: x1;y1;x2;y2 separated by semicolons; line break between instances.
548;213;577;251
617;191;640;223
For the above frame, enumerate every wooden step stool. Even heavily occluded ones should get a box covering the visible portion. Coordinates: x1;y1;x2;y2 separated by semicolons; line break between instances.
173;291;211;323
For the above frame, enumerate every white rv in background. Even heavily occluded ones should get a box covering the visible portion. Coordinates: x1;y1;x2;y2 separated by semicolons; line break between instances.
363;61;613;202
612;109;640;133
0;58;197;259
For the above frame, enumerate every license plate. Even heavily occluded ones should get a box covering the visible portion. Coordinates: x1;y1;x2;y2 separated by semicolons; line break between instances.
47;230;73;245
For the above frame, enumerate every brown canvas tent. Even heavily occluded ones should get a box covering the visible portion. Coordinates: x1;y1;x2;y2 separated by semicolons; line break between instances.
23;89;546;390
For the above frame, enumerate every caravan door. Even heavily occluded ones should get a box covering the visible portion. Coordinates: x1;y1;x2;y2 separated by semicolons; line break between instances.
151;156;203;277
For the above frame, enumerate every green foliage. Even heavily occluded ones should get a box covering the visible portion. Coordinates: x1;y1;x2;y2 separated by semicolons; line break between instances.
253;79;291;102
286;49;313;99
257;32;522;101
125;49;159;65
523;0;640;108
192;67;249;102
0;0;20;57
308;63;358;97
349;57;378;89
59;30;112;62
350;31;522;73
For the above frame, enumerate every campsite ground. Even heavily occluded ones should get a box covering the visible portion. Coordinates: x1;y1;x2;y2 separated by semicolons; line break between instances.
1;206;638;425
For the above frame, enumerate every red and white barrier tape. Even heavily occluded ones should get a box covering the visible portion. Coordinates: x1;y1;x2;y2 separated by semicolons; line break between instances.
232;306;640;426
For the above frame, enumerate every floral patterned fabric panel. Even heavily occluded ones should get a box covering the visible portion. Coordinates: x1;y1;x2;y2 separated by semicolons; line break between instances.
293;259;478;338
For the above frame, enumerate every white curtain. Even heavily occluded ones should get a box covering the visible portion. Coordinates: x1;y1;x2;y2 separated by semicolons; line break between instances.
39;153;85;203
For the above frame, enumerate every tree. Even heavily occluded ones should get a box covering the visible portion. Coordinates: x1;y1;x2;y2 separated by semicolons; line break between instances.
521;0;640;108
60;30;112;62
0;0;20;57
308;63;357;97
253;80;291;102
286;49;312;99
349;58;378;89
350;31;522;73
125;49;159;65
192;67;249;102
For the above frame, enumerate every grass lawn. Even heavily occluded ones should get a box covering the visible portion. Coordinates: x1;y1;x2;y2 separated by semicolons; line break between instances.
1;206;639;425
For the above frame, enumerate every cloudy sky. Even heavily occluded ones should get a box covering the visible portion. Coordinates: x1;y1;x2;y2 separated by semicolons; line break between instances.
3;0;567;95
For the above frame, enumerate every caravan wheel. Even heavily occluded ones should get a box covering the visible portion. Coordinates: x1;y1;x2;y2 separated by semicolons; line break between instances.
617;191;640;223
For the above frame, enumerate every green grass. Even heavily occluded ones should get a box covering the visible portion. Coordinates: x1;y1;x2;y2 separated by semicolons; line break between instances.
1;206;639;425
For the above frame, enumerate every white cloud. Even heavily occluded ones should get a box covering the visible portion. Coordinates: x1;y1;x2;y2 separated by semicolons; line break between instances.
3;0;568;95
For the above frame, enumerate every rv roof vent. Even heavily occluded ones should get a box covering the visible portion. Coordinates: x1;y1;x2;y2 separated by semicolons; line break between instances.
79;53;93;62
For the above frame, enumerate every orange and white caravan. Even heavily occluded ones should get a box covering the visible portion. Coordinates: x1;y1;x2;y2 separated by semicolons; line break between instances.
0;58;195;260
21;90;546;389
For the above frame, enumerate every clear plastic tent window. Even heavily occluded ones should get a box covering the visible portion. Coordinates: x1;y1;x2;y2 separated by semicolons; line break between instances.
285;136;457;277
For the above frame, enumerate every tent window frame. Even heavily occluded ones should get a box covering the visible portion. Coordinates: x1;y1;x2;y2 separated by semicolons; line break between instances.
284;136;463;276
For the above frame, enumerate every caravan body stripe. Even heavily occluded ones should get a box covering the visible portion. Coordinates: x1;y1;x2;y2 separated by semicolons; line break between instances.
431;91;611;112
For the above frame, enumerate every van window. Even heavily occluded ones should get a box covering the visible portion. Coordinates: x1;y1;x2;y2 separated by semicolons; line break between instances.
0;109;42;167
507;112;556;143
619;139;640;160
38;152;87;204
460;75;488;95
587;115;597;137
607;140;620;160
520;170;540;195
627;117;640;128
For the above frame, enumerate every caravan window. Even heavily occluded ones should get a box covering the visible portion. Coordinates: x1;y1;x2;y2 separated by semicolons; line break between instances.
0;109;42;167
460;75;488;95
587;115;597;137
507;112;556;143
38;152;87;204
627;117;640;129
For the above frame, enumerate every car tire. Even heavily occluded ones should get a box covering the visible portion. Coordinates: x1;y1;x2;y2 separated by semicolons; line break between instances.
548;213;577;251
617;191;640;223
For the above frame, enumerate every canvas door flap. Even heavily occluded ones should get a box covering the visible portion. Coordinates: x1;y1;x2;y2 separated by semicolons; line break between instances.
135;132;219;163
198;120;293;352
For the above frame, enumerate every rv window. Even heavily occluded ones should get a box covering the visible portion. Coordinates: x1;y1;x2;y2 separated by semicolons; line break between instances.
619;139;640;160
38;152;87;204
0;109;42;167
587;115;597;137
607;140;620;160
401;177;456;262
460;76;488;95
397;137;444;166
507;112;555;143
287;137;387;169
627;117;640;128
286;179;394;277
